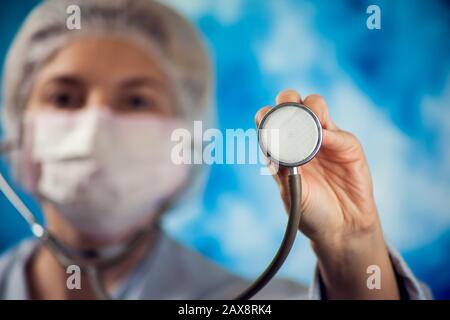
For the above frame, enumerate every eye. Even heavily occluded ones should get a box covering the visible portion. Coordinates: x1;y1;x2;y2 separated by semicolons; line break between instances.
48;91;82;109
119;93;155;112
128;95;150;109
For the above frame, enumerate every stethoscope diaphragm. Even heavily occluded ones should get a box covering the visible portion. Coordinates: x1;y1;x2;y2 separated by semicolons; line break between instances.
258;102;322;167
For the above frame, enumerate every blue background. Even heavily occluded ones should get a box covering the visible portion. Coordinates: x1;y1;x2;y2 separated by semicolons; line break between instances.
1;0;449;299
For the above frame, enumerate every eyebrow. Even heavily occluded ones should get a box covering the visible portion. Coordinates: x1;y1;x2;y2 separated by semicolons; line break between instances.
119;76;166;89
42;75;166;91
45;75;84;87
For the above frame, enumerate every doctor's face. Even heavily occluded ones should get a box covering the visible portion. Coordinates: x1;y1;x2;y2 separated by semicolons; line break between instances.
26;36;177;116
21;36;189;243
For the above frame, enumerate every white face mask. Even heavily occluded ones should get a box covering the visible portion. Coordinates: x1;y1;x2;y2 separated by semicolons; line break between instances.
22;108;189;240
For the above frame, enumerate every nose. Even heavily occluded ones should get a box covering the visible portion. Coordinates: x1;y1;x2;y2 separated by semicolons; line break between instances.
85;88;110;110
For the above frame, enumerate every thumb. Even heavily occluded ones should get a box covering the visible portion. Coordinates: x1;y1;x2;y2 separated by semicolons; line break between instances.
254;106;272;128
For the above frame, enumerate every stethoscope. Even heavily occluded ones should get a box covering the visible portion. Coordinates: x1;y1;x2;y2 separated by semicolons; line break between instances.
0;102;322;300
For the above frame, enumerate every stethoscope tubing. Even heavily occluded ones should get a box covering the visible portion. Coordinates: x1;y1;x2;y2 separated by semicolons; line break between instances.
234;170;301;300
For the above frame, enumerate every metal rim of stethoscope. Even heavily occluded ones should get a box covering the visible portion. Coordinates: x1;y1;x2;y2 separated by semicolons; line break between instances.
257;102;323;168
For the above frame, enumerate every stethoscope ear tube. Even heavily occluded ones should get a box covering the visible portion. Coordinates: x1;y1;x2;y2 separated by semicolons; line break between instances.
235;169;301;300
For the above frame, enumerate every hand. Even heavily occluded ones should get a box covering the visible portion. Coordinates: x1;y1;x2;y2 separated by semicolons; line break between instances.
255;89;400;299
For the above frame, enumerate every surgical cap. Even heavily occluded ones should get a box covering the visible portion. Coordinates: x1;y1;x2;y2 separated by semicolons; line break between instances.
1;0;214;146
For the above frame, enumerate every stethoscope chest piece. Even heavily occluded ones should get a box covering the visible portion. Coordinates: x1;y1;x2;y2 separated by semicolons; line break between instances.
235;102;323;300
258;102;322;168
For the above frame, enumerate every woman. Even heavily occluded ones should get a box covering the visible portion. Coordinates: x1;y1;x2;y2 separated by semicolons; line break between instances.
0;0;430;299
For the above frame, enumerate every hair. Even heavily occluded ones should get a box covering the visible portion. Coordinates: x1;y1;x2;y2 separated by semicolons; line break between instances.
2;0;214;146
1;0;215;188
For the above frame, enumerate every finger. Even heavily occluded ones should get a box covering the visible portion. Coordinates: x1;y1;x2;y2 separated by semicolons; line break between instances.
276;89;302;105
321;128;359;152
255;107;284;187
303;94;337;130
254;106;272;127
